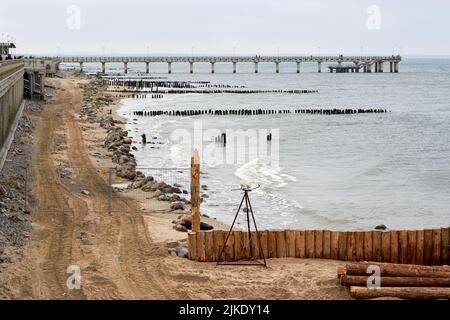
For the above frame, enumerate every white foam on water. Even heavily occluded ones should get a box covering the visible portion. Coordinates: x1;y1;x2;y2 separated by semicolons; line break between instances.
234;158;303;212
234;158;297;189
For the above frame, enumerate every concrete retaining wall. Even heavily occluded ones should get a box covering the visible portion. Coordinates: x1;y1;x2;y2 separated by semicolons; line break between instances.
0;61;24;167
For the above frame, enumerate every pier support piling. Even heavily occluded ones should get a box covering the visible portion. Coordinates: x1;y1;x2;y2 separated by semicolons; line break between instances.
124;62;128;74
254;62;258;73
275;62;280;73
190;62;194;74
232;62;237;74
379;62;384;72
394;61;399;73
317;61;322;73
296;62;300;73
146;62;150;73
168;62;172;74
79;62;83;72
390;61;393;73
101;62;106;74
211;62;215;74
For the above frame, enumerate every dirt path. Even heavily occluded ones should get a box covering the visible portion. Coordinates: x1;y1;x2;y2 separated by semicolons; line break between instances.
20;78;189;299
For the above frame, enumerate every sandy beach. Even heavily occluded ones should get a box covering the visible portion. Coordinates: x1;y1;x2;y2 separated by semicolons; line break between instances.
0;71;351;300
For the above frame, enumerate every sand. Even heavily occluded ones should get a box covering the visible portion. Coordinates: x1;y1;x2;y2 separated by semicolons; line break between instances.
0;71;351;300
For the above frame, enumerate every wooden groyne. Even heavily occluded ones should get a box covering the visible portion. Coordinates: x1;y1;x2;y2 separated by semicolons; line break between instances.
188;228;450;265
108;88;318;95
132;108;389;117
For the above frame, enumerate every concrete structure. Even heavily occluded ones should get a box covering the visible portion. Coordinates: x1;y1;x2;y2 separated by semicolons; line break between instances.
23;59;47;99
57;54;402;74
0;60;24;170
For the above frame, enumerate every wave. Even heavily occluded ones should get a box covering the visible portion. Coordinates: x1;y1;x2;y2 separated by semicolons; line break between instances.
234;158;297;189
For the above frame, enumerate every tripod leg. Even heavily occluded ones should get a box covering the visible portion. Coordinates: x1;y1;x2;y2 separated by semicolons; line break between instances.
217;192;246;264
247;194;267;267
244;192;254;259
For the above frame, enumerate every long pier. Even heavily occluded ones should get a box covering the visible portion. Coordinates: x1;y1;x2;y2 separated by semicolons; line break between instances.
57;55;402;74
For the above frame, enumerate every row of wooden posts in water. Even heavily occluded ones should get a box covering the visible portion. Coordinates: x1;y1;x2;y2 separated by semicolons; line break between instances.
132;108;389;117
188;227;450;265
105;79;242;89
109;88;319;95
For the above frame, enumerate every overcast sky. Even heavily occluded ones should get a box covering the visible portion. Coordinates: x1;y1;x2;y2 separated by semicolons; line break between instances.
1;0;449;55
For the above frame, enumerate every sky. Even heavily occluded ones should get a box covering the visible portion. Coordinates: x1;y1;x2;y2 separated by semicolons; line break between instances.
1;0;449;56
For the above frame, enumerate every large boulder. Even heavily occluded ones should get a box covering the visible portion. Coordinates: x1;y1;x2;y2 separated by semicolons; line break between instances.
118;155;129;164
170;201;185;211
141;181;157;192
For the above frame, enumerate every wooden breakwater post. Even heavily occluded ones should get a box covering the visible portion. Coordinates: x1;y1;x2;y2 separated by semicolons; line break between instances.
190;150;200;232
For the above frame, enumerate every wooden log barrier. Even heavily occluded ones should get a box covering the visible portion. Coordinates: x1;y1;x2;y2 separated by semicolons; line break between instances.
188;228;449;265
350;286;450;300
341;275;450;287
344;262;450;278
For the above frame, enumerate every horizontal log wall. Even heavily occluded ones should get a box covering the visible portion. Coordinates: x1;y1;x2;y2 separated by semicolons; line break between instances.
188;227;450;265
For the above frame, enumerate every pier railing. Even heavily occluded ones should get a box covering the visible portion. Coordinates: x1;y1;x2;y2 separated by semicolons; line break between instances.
188;228;450;266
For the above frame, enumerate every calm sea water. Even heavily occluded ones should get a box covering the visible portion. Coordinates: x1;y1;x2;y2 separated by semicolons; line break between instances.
65;58;450;230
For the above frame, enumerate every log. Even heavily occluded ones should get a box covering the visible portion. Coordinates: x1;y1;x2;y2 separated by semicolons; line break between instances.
424;229;433;265
213;230;224;262
350;286;450;300
346;232;356;261
381;232;390;262
416;230;424;265
196;231;206;262
259;230;269;260
441;227;449;265
390;231;398;263
372;231;382;262
338;232;348;260
295;230;306;258
285;230;296;258
276;231;287;258
190;150;200;232
204;231;214;262
344;262;450;278
305;230;315;258
341;275;450;287
432;229;441;265
188;232;197;261
407;231;417;265
330;231;339;260
268;231;277;258
224;231;234;261
323;231;331;259
363;231;372;261
355;232;364;261
233;231;242;261
315;230;324;258
251;231;261;260
398;230;408;264
241;230;251;259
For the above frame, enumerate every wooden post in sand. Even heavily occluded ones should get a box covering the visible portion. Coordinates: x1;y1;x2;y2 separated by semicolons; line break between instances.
191;150;200;232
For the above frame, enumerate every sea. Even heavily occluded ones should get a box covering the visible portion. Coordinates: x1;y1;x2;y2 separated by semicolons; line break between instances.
62;58;450;231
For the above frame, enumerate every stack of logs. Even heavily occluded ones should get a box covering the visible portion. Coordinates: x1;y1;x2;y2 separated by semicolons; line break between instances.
338;262;450;300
